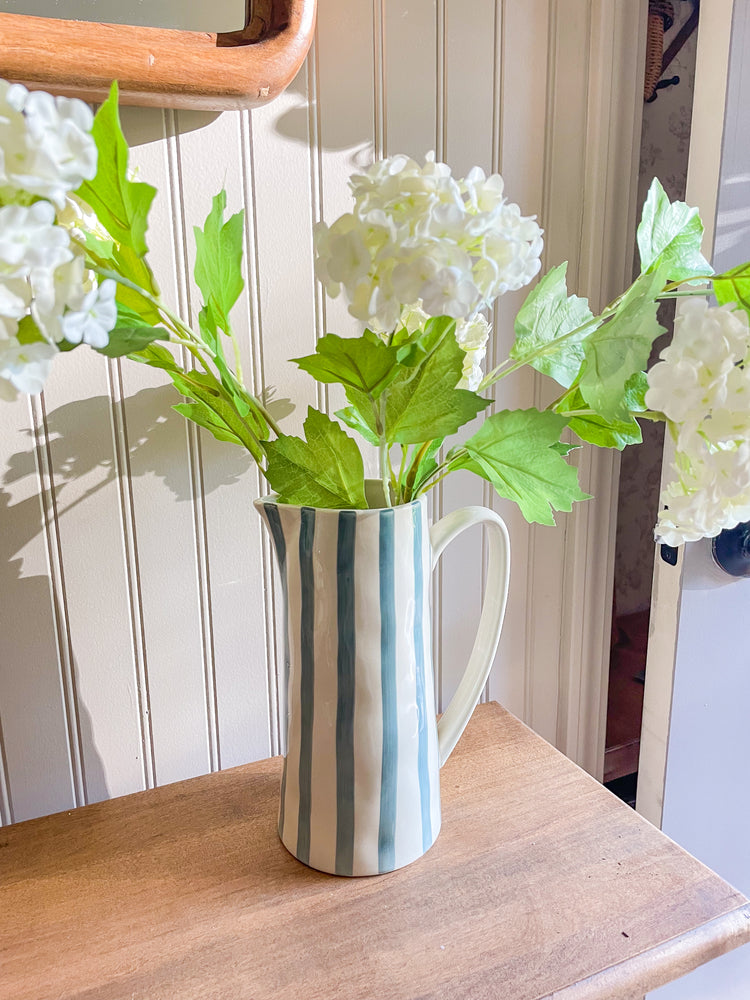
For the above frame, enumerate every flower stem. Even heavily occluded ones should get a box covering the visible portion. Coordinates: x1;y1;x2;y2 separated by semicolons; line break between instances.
377;396;391;507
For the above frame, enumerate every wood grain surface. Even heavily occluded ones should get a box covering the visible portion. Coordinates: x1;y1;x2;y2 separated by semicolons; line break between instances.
0;0;316;110
1;702;748;1000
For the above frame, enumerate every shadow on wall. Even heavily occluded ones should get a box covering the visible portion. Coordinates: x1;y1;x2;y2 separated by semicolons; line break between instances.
0;486;109;821
3;386;255;510
0;385;258;822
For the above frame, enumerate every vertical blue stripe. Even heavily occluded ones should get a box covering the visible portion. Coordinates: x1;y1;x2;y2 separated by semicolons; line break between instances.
297;506;316;865
379;509;398;872
263;503;289;838
412;506;432;852
335;511;357;875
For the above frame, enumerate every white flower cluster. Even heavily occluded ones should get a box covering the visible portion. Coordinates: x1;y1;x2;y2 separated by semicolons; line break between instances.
0;80;116;401
314;153;543;372
645;298;750;545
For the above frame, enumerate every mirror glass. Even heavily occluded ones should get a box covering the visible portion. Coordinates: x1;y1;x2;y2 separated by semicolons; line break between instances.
0;0;248;32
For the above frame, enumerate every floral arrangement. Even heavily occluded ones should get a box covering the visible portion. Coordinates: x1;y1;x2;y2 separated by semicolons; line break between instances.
1;80;749;547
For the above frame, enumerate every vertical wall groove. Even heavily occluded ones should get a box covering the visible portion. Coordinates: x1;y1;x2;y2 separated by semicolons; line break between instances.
106;357;156;790
307;35;327;413
523;0;559;724
481;0;506;704
239;108;281;756
29;394;85;807
373;0;386;159
166;110;221;772
433;0;448;710
0;715;13;825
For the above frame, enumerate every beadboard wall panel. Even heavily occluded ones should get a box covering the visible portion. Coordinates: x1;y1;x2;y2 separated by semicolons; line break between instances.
0;0;644;823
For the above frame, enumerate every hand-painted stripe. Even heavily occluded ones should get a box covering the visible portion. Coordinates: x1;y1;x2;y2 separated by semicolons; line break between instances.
412;505;432;853
378;509;398;873
297;506;316;865
335;511;357;876
262;503;289;838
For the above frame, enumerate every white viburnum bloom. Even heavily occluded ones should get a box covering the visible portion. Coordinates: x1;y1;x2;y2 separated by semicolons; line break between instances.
0;200;72;278
0;84;97;209
648;299;750;545
60;278;117;349
0;275;31;339
456;314;491;391
31;252;96;343
315;153;543;334
0;337;57;400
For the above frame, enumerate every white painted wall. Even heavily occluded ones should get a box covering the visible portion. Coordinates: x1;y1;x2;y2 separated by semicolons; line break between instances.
649;3;750;995
0;0;645;824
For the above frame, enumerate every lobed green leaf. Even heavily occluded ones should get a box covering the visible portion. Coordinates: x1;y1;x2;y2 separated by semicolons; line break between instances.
384;331;489;444
510;262;596;388
193;191;245;334
77;82;157;262
294;331;400;399
263;408;367;508
454;408;589;525
579;267;668;422
636;177;713;282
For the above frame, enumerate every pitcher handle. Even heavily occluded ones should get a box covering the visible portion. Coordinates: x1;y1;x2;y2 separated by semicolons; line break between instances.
430;506;510;766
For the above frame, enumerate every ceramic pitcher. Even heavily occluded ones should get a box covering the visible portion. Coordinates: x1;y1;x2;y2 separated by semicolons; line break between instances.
254;491;510;876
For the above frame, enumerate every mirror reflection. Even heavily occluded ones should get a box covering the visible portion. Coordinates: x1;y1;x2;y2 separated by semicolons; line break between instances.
0;0;248;32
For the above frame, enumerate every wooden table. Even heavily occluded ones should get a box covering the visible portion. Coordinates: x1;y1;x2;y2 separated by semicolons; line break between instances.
2;703;749;1000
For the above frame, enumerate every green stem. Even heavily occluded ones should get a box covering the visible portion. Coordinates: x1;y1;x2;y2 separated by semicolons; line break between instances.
656;288;711;299
479;308;615;391
396;445;411;504
227;328;244;385
377;397;391;507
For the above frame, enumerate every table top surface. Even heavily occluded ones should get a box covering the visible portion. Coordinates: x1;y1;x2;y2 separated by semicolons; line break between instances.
1;702;749;1000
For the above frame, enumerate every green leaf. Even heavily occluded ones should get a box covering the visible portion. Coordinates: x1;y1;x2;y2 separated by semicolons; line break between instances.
636;177;713;281
77;82;156;260
193;191;245;333
561;388;642;449
455;409;590;525
510;262;596;388
411;438;444;494
580;268;668;422
80;230;161;324
394;316;456;367
569;412;643;450
263;408;367;508
146;363;266;463
713;262;750;321
172;401;244;446
385;331;489;444
96;324;170;358
130;342;182;373
334;403;380;446
15;315;46;346
555;376;646;450
294;331;400;399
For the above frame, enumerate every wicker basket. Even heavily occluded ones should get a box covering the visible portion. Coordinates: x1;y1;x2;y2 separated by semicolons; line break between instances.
644;0;675;101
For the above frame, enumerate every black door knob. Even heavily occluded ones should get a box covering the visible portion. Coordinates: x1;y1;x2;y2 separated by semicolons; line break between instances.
712;521;750;577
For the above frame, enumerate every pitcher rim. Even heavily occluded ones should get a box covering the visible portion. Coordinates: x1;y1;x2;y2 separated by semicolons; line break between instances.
253;492;427;514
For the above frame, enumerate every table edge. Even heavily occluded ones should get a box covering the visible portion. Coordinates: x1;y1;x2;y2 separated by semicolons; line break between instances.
542;902;750;1000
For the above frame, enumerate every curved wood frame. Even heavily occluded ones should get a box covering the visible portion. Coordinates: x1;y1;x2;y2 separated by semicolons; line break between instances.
0;0;316;110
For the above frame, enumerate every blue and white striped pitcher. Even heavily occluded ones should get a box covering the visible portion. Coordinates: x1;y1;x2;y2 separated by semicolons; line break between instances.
254;491;510;876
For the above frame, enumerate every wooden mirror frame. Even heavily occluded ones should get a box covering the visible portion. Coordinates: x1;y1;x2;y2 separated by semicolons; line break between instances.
0;0;316;110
